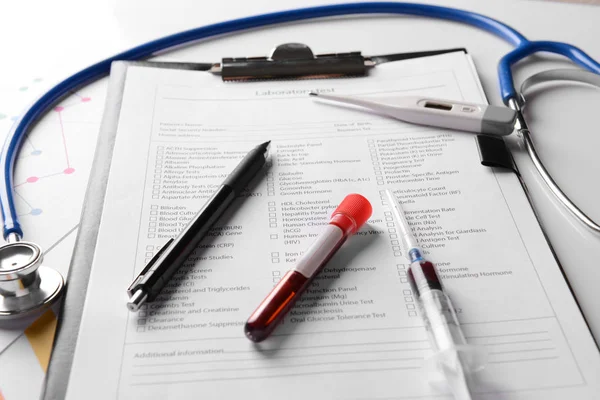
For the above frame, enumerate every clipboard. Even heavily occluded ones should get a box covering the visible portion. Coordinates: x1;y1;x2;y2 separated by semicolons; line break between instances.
41;44;568;399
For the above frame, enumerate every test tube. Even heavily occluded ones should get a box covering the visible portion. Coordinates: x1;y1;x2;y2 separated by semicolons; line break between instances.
245;193;372;342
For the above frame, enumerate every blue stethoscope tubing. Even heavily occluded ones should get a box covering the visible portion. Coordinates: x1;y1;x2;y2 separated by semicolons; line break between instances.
2;2;600;240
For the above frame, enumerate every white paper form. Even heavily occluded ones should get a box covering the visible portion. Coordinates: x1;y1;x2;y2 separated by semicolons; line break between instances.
66;52;600;399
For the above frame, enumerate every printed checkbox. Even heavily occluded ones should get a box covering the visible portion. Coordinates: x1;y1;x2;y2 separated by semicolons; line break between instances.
149;228;156;232
268;207;276;211
400;277;408;283
372;162;379;166
272;271;281;276
148;234;155;239
270;234;278;239
403;289;412;295
398;271;407;277
269;213;276;217
379;190;386;194
146;245;153;250
394;252;402;257
375;171;382;175
273;277;281;283
408;311;418;317
268;192;275;196
149;222;156;227
152;190;159;195
153;180;160;184
385;217;393;221
137;327;146;333
145;252;153;257
138;319;147;325
392;246;401;252
268;201;276;206
391;240;399;245
271;252;280;257
404;296;413;302
386;222;394;227
377;182;384;185
269;218;277;223
140;304;148;310
388;228;396;233
384;211;391;216
376;176;384;181
271;258;280;263
150;216;157;221
150;211;157;215
154;169;162;173
406;304;416;310
396;264;406;270
269;223;277;228
151;205;158;209
139;311;148;317
390;234;398;239
154;174;160;179
153;185;160;189
152;195;159;199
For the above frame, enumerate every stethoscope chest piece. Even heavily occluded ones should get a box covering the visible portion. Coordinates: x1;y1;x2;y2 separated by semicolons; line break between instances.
0;241;64;320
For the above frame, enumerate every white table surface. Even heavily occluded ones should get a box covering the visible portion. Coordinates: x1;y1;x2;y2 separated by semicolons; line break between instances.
0;0;599;398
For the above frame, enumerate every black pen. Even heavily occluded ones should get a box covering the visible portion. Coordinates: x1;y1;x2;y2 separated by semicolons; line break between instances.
126;140;271;311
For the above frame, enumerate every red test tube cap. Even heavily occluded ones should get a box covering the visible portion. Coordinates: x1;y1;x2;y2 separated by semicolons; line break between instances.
331;193;372;234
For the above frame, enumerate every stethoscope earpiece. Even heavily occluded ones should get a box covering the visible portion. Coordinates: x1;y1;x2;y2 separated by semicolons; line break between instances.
0;242;64;320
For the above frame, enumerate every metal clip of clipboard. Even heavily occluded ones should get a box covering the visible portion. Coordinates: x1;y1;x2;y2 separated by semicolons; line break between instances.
208;42;466;81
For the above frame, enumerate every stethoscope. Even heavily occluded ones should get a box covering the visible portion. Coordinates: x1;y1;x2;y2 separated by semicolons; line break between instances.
1;2;599;321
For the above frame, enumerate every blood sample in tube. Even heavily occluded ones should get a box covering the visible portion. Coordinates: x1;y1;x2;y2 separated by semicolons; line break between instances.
244;193;372;342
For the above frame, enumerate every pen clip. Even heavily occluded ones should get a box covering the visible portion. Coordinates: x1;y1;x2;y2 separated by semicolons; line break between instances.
127;238;174;296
